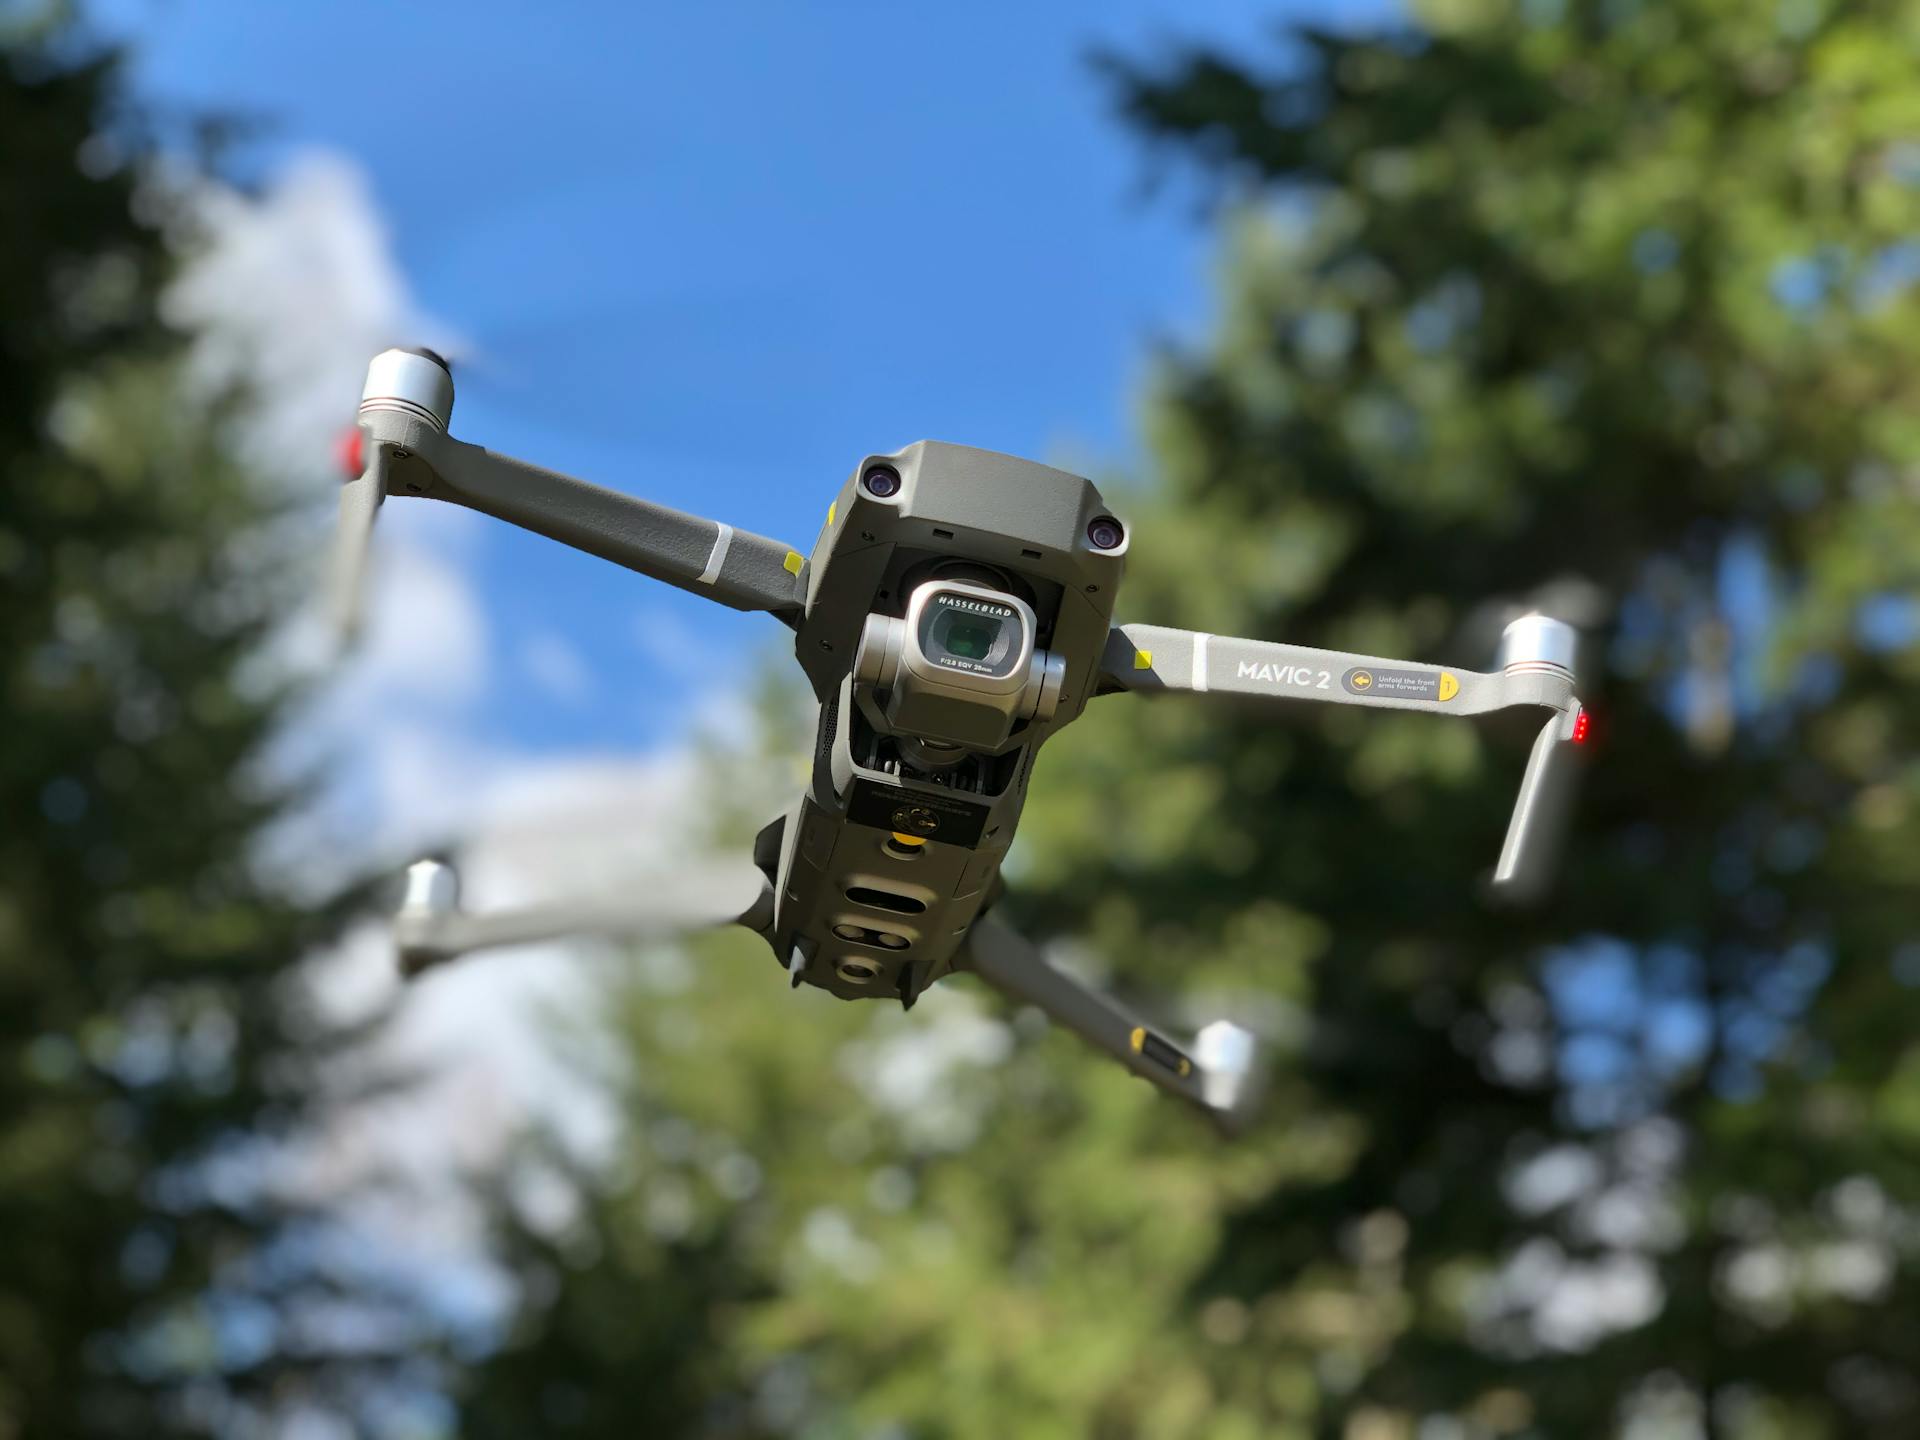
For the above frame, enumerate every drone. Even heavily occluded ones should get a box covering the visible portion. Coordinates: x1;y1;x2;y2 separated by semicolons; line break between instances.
336;347;1588;1129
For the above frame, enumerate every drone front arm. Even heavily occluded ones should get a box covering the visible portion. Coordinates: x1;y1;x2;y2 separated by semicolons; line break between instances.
335;349;808;638
1100;619;1586;894
1100;624;1573;715
389;429;808;617
957;912;1261;1128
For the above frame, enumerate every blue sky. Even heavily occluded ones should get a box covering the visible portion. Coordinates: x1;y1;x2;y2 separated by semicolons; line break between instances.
96;1;1389;756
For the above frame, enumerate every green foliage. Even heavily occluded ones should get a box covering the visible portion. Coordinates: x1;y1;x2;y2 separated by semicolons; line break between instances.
463;3;1920;1437
0;22;386;1437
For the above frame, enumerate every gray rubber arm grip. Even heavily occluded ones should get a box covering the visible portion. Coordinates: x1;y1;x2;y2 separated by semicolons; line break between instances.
393;858;774;978
957;912;1262;1127
360;410;809;619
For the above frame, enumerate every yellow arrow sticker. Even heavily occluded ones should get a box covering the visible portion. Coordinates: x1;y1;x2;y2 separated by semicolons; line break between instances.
783;550;805;576
1134;649;1154;670
1438;671;1459;702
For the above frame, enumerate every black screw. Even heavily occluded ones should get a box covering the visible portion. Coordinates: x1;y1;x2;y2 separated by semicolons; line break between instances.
863;465;902;498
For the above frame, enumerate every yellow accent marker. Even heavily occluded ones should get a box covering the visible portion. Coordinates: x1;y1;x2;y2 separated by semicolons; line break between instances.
889;832;927;848
783;550;805;576
1133;649;1153;670
1130;1026;1194;1078
1438;671;1460;702
827;501;837;527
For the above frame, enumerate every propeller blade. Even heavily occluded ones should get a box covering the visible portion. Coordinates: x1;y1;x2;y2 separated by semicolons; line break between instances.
330;430;385;647
1491;702;1587;900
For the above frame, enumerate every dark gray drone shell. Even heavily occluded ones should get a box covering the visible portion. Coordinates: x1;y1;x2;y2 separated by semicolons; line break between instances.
771;441;1128;1001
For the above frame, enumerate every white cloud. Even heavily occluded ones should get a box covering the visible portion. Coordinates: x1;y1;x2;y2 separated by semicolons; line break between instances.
328;530;491;709
165;148;766;1311
519;629;595;706
631;601;706;675
163;150;461;471
269;734;749;1322
265;523;494;880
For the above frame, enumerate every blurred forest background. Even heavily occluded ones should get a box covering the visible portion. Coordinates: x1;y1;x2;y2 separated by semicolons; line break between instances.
8;0;1920;1437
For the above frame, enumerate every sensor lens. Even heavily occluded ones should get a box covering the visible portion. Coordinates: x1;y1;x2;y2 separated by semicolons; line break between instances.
1087;516;1124;550
863;465;902;498
922;594;1018;675
941;617;999;661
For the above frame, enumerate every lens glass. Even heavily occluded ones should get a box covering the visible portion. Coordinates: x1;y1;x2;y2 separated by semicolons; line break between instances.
917;590;1023;677
941;617;999;660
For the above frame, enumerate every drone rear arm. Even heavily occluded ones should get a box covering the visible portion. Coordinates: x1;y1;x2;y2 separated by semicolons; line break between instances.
958;912;1261;1129
336;349;808;636
1099;618;1587;894
393;856;774;977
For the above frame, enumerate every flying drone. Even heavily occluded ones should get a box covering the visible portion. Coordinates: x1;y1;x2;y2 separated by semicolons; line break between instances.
336;348;1588;1128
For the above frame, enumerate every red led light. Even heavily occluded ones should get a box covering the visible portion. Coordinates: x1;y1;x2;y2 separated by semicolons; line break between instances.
334;425;364;480
1571;709;1592;745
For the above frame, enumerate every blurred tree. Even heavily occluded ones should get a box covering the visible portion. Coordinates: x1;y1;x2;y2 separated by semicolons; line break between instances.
1056;2;1920;1433
450;676;817;1439
0;14;402;1437
459;2;1920;1438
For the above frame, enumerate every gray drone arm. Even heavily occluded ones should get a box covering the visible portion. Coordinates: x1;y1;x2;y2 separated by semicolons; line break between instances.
392;856;774;978
957;912;1262;1129
1099;617;1587;892
333;349;807;638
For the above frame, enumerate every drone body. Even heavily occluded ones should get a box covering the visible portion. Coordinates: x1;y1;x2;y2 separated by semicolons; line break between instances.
775;439;1122;1006
347;348;1587;1126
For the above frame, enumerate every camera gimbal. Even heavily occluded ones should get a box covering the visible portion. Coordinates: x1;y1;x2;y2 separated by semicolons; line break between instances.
339;348;1588;1129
